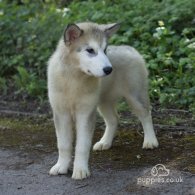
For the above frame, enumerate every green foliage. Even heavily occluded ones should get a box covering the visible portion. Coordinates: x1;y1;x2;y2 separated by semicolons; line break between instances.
0;77;7;95
13;66;47;98
0;0;195;110
147;24;195;109
0;1;64;98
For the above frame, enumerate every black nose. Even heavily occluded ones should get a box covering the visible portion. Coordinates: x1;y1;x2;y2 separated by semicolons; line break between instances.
103;67;112;75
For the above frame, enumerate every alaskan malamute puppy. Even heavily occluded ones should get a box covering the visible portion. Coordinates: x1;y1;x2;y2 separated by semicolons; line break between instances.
47;22;159;180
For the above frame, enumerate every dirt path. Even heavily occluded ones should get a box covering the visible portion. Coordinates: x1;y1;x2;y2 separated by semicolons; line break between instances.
0;148;194;195
0;106;195;195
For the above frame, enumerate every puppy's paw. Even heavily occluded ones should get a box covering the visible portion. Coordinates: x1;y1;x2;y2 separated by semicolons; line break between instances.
49;163;69;175
72;167;90;180
142;137;159;149
93;141;112;151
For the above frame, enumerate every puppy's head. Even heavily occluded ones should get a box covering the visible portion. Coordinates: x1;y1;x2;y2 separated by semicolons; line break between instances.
63;22;120;77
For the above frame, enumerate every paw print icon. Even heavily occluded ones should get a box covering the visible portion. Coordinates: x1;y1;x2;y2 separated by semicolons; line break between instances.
151;164;170;177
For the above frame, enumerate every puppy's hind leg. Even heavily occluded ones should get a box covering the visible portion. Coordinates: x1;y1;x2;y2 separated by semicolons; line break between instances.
93;101;118;151
125;94;159;149
49;112;73;175
139;112;159;149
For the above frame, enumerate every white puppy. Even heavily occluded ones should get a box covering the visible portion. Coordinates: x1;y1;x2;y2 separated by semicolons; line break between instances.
47;22;159;180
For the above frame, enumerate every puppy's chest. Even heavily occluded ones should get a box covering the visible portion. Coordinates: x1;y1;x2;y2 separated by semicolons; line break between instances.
60;82;82;104
57;78;99;107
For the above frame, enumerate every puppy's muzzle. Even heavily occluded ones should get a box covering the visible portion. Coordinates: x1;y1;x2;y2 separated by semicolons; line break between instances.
103;67;112;75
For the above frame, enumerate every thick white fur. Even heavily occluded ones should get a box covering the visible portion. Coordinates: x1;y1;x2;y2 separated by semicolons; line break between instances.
79;40;112;77
47;23;159;180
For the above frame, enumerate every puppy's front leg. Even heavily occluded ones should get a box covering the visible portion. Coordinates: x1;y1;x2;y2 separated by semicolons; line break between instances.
49;112;73;175
72;110;96;180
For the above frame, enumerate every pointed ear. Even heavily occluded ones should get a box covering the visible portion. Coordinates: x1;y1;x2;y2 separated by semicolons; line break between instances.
64;24;83;45
100;23;120;38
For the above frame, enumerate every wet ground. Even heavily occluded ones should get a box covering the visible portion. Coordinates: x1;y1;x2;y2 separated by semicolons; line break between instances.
0;102;195;195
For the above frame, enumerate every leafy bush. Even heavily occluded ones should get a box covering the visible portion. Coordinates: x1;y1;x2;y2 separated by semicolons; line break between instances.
0;0;194;111
13;66;46;99
0;1;65;96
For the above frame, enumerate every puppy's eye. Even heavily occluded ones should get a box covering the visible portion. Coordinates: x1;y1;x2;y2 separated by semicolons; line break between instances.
86;48;95;54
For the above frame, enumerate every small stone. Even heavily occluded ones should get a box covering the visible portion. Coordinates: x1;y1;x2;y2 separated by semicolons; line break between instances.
136;155;141;159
